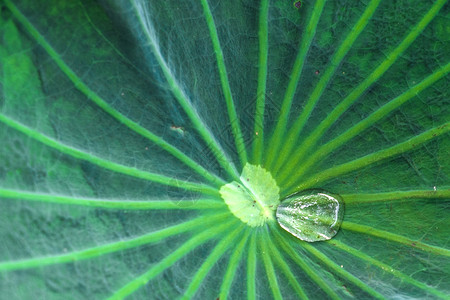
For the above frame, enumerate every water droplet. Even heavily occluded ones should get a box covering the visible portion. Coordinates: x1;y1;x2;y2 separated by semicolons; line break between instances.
293;1;302;9
276;190;344;242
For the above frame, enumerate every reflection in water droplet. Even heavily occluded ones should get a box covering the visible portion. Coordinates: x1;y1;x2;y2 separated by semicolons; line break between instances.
276;190;344;242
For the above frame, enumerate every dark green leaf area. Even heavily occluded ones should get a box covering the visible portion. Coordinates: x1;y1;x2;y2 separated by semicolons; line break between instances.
1;0;449;299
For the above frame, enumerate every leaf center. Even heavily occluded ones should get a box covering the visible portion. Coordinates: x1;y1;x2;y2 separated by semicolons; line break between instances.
219;163;280;227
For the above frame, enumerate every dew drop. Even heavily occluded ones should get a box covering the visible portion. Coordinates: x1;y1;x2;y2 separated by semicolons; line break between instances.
276;190;344;242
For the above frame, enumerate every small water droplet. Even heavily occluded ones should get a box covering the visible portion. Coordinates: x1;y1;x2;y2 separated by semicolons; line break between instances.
276;189;344;242
293;1;302;9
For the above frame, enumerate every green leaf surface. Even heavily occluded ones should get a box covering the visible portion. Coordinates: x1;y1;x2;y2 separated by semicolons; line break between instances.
0;0;449;299
220;163;280;227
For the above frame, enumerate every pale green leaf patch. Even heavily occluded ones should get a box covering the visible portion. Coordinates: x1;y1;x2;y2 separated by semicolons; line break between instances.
220;163;280;227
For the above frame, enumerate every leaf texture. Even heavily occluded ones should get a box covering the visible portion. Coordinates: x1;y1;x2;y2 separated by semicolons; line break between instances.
0;0;449;299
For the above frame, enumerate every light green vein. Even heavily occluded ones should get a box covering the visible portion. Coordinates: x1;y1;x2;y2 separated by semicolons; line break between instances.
108;220;236;300
0;188;224;210
331;240;448;299
272;0;382;174
4;0;224;187
0;114;218;196
0;213;231;272
280;61;450;185
266;232;308;299
280;0;447;174
259;229;283;300
264;0;327;170
182;224;243;299
247;232;257;300
342;188;450;205
341;221;450;257
251;0;269;165
200;0;247;167
219;229;251;300
287;122;450;195
303;241;384;299
130;0;239;181
271;225;339;300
